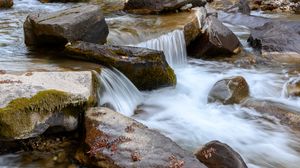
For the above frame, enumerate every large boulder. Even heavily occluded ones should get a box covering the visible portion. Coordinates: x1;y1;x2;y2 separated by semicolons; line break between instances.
24;5;108;47
284;78;300;97
65;41;176;90
195;140;247;168
208;76;249;105
0;71;97;140
76;107;207;168
124;0;206;14
247;21;300;64
242;98;300;131
187;15;241;58
0;0;13;8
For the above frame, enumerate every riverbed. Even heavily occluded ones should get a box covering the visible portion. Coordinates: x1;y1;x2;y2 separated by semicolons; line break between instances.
1;0;300;168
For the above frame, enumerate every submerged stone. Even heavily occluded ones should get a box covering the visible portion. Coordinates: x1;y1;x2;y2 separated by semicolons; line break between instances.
23;5;108;47
242;98;300;131
0;71;97;140
65;41;176;90
76;107;207;168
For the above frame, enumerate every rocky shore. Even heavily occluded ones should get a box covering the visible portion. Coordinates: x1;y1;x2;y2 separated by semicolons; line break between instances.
1;0;300;167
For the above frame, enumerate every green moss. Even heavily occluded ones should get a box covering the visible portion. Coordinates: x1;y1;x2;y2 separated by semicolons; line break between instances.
0;90;86;139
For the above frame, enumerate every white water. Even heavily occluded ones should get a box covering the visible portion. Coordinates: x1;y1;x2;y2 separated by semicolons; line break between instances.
97;68;143;116
134;30;187;67
135;60;300;168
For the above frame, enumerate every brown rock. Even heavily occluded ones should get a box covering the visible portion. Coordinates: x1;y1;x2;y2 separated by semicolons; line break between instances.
76;107;207;168
208;76;249;105
0;0;13;8
65;41;176;90
187;15;241;58
195;140;247;168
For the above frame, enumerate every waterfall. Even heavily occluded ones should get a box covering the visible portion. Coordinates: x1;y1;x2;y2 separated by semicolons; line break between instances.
134;29;187;67
97;68;143;116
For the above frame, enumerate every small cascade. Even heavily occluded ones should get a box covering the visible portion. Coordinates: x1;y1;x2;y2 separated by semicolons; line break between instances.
134;30;187;67
97;68;143;116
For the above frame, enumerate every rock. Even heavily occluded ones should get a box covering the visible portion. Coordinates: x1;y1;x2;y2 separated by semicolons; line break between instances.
65;41;176;90
39;0;86;2
124;0;206;14
284;78;300;97
218;11;271;29
187;15;241;58
208;0;250;15
253;0;300;13
107;9;202;47
0;0;13;8
24;5;108;47
195;140;247;168
0;71;97;140
248;21;300;62
208;76;249;105
242;98;300;131
76;107;207;168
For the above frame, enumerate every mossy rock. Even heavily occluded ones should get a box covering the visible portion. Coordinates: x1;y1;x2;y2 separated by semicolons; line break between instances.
65;41;176;90
0;90;90;140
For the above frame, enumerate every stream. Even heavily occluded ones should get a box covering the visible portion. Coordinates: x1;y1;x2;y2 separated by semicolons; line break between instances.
1;0;300;168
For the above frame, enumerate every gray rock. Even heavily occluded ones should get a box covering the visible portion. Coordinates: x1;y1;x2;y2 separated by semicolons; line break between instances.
248;21;300;60
76;107;207;168
187;15;241;58
24;5;108;46
0;71;97;140
195;140;247;168
242;98;300;131
65;41;176;90
208;76;249;105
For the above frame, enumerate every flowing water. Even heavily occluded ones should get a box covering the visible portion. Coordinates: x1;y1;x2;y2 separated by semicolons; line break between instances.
133;29;187;67
1;1;300;168
97;68;143;116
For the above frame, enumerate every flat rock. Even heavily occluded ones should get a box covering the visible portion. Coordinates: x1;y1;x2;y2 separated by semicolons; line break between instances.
248;21;300;62
124;0;206;14
242;98;300;131
0;71;97;140
65;41;176;90
76;107;207;168
24;5;108;46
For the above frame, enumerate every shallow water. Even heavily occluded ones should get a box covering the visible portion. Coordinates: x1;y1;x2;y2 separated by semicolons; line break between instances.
1;1;300;168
